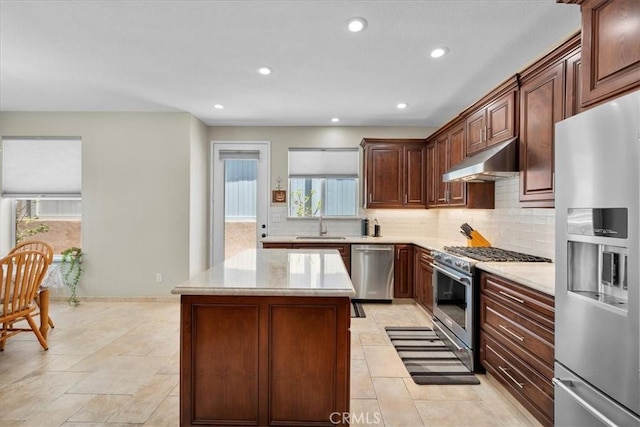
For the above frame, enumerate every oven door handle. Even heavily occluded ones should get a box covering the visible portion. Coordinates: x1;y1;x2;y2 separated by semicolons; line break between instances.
430;263;470;284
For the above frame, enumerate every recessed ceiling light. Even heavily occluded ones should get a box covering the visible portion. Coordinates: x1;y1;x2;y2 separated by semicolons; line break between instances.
331;117;340;123
347;17;368;33
430;47;449;58
396;103;408;109
258;66;272;75
213;104;224;110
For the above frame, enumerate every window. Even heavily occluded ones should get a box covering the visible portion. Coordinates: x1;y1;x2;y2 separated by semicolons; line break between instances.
14;199;82;255
2;138;82;255
288;148;358;217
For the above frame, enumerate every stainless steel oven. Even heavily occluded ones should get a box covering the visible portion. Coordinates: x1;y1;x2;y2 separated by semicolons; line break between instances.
431;250;475;371
431;246;553;373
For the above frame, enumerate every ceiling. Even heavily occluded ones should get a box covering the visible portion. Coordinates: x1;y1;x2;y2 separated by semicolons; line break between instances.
0;1;581;127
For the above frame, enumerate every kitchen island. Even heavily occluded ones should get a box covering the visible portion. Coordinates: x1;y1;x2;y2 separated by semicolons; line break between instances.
171;249;355;427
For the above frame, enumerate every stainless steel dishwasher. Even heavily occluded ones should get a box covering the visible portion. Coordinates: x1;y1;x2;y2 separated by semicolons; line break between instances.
351;244;394;301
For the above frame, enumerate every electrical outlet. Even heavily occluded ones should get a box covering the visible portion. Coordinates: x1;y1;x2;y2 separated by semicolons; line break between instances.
156;273;162;283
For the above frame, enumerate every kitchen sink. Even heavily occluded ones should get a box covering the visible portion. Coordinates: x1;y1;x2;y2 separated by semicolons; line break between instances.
295;236;346;240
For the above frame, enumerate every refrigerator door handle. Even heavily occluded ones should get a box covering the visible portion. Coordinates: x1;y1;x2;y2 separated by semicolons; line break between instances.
553;378;617;427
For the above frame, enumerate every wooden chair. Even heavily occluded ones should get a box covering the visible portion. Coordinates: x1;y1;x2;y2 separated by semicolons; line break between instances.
0;250;50;350
9;241;56;328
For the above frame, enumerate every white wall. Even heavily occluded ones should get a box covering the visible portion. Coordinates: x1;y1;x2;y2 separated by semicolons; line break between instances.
0;112;195;297
189;115;210;275
209;126;435;236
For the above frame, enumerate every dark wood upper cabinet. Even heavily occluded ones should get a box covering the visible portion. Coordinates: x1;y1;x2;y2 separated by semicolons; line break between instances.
518;32;580;207
565;51;583;118
427;121;494;209
425;143;437;207
434;133;449;206
465;89;517;156
519;63;565;206
361;138;426;209
578;0;640;107
448;124;466;206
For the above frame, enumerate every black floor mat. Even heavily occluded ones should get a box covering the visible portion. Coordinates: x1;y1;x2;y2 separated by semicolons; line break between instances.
351;301;366;318
385;326;479;385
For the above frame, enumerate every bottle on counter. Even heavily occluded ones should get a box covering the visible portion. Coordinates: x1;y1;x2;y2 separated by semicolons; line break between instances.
361;218;369;236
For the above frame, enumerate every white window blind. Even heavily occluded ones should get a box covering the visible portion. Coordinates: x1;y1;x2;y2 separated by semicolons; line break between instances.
2;138;82;196
288;148;359;177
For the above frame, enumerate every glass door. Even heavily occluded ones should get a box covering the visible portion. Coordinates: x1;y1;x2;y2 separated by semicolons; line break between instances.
212;142;270;266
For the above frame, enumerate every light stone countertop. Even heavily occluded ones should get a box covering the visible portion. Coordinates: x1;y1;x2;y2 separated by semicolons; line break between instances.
171;249;355;297
262;235;555;296
475;262;555;296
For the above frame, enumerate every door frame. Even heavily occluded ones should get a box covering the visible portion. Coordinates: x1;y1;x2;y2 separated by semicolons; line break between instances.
210;141;270;267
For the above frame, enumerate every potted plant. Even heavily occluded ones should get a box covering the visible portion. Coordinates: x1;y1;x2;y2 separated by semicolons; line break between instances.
60;247;83;306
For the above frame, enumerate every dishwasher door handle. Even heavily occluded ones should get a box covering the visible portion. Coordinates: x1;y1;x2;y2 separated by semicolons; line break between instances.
353;247;393;252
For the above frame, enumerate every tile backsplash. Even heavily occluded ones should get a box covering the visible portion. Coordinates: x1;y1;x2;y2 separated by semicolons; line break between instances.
269;176;555;261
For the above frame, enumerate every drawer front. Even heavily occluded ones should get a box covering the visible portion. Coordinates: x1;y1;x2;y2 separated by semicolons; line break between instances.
480;272;554;328
481;295;554;369
481;333;554;426
262;243;293;249
416;247;432;266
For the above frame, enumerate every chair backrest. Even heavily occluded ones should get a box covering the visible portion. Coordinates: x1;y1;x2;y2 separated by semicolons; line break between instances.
9;240;54;264
0;250;48;321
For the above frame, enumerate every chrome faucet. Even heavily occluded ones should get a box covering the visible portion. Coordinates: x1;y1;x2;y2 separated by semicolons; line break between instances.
319;215;327;236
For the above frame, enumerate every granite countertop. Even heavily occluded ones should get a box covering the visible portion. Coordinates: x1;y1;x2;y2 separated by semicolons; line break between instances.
171;249;355;297
262;235;555;296
475;262;555;296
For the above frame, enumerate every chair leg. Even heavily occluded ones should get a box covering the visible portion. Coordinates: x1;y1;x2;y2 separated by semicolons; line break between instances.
0;323;8;351
25;315;48;351
36;294;55;328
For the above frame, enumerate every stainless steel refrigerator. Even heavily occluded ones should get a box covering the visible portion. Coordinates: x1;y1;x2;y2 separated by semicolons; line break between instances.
554;90;640;426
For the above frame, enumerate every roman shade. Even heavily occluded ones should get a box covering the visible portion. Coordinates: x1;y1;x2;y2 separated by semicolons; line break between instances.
2;138;82;197
288;148;359;177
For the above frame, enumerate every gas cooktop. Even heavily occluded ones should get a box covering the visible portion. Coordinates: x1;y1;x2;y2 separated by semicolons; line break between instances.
443;246;552;263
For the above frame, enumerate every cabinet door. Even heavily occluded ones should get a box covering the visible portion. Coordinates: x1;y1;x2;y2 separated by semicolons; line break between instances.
486;91;516;147
426;142;437;207
565;51;583;118
579;0;640;107
447;124;466;206
465;109;486;155
435;134;449;206
366;145;403;208
424;263;433;313
519;62;565;206
394;245;414;298
404;145;426;207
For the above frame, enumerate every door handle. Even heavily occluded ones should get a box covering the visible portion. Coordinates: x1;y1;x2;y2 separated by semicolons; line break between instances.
430;263;470;283
552;378;618;427
261;233;266;238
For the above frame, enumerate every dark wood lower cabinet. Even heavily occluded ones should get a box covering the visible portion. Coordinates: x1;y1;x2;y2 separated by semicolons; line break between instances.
180;295;351;426
394;245;414;298
413;247;433;313
479;271;554;427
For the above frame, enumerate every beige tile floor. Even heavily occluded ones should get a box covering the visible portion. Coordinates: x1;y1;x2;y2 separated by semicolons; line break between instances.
0;300;541;426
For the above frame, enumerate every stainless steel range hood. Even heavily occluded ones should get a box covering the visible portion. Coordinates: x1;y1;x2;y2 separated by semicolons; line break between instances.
442;137;519;182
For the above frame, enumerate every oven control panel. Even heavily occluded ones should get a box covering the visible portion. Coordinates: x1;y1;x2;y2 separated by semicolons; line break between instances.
432;250;473;274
